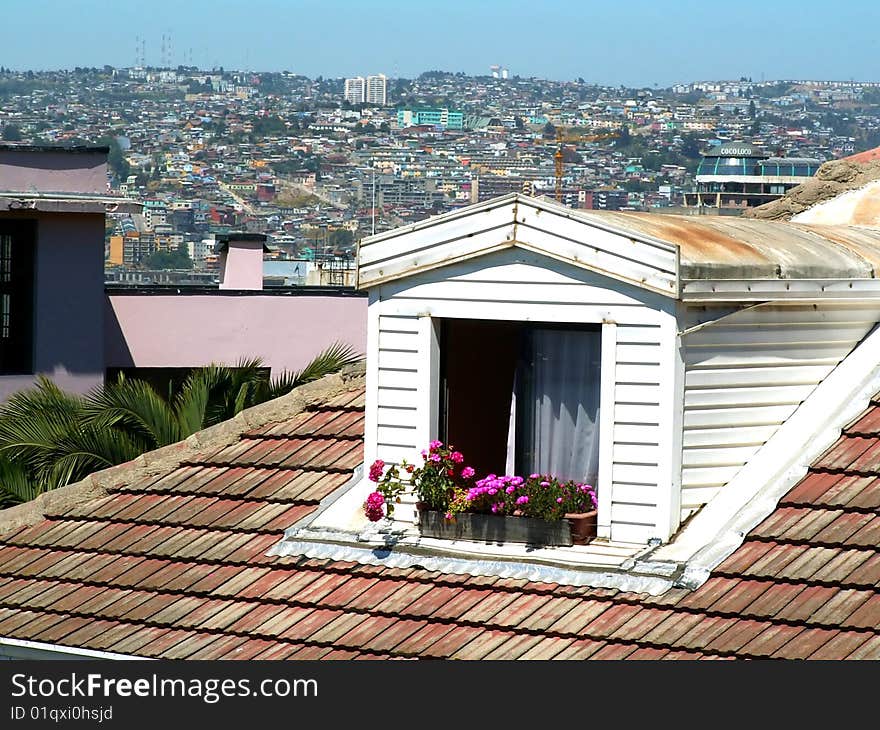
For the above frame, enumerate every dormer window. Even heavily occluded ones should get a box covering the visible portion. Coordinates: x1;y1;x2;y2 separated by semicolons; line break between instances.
440;318;601;487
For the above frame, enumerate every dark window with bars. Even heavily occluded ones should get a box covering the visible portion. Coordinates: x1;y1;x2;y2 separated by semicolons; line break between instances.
0;221;36;374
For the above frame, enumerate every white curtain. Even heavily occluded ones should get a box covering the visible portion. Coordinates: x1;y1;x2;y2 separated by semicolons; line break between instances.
507;328;601;486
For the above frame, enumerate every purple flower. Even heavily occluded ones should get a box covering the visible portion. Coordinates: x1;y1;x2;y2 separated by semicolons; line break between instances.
429;440;443;450
556;497;563;503
430;453;441;462
516;495;529;505
505;485;515;494
461;466;475;479
540;481;550;487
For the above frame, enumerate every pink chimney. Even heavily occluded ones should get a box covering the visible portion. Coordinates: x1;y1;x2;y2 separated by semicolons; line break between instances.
216;233;268;290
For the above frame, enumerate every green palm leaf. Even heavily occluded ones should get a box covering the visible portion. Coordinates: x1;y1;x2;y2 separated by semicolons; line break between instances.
0;457;38;508
268;342;362;398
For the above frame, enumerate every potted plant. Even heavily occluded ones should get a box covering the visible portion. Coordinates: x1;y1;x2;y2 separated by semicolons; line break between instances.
364;442;598;546
363;440;475;521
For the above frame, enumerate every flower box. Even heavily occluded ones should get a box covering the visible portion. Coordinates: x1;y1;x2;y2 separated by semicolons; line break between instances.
418;507;597;547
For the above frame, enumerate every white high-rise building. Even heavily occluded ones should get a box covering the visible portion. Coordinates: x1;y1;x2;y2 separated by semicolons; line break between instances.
366;74;387;106
344;77;366;104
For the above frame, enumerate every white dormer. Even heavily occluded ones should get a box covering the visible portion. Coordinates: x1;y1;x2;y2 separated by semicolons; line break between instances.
358;195;682;544
352;194;880;548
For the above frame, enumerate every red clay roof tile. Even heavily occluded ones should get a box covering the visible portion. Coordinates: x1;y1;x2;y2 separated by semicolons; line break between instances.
2;387;878;660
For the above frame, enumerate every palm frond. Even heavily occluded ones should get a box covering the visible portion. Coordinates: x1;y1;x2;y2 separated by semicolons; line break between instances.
268;342;363;398
0;377;86;469
82;378;182;448
0;456;38;508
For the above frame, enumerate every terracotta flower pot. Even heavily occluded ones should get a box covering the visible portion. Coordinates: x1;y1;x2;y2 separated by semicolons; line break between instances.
564;509;598;545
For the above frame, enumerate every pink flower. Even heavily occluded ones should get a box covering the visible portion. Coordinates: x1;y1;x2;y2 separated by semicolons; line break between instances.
368;459;385;482
430;453;441;463
364;491;385;522
444;512;453;520
516;495;529;505
556;497;563;503
429;440;443;451
450;451;464;463
461;466;475;479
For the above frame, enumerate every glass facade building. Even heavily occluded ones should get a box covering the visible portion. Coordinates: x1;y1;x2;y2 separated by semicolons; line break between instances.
685;143;821;212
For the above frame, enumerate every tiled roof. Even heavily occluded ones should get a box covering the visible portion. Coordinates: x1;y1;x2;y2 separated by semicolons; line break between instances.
0;384;878;660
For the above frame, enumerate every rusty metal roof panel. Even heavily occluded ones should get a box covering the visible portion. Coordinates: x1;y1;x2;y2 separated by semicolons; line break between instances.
574;209;880;281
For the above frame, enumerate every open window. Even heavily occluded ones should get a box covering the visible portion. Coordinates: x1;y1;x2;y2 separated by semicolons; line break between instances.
0;221;36;375
440;318;601;488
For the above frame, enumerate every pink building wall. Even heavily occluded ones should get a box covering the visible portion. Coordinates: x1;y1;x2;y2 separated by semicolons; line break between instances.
0;213;106;402
105;293;368;374
0;148;108;194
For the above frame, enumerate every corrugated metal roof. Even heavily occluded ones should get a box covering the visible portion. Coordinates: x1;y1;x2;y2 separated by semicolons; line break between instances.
573;209;880;280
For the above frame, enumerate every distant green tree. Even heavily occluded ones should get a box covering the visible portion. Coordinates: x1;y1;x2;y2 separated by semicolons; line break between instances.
2;124;22;141
542;121;557;139
143;243;193;270
97;135;130;182
748;99;757;119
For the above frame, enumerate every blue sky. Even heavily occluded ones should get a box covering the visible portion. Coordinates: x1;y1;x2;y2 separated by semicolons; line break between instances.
2;0;878;86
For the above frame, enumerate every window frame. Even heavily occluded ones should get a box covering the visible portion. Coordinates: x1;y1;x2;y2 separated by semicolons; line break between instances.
0;220;36;376
426;315;617;539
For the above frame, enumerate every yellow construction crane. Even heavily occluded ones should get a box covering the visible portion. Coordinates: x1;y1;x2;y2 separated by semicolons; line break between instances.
552;130;619;202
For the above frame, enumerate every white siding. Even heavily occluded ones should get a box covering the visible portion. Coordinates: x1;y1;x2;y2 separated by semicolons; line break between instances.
374;313;421;464
367;247;679;543
680;303;880;520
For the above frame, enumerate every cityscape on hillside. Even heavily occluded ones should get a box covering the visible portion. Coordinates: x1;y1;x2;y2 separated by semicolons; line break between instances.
2;64;880;287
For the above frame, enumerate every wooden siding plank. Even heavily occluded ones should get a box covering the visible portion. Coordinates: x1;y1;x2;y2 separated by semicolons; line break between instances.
681;466;744;488
376;298;666;326
684;365;835;389
376;387;419;409
684;384;815;409
358;203;517;266
376;425;418;448
376;406;419;428
614;404;661;424
610;503;658;525
682;425;778;448
616;364;662;384
515;205;677;274
377;331;419;351
384;279;661;308
377;369;420;390
613;423;661;445
611;523;655;544
612;444;662;464
681;445;762;468
683;404;799;429
686;323;872;348
684;343;859;368
614;384;662;404
610;483;659;504
612;464;660;484
617;344;662;364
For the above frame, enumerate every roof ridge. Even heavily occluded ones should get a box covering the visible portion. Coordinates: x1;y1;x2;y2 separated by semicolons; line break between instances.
0;365;366;537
